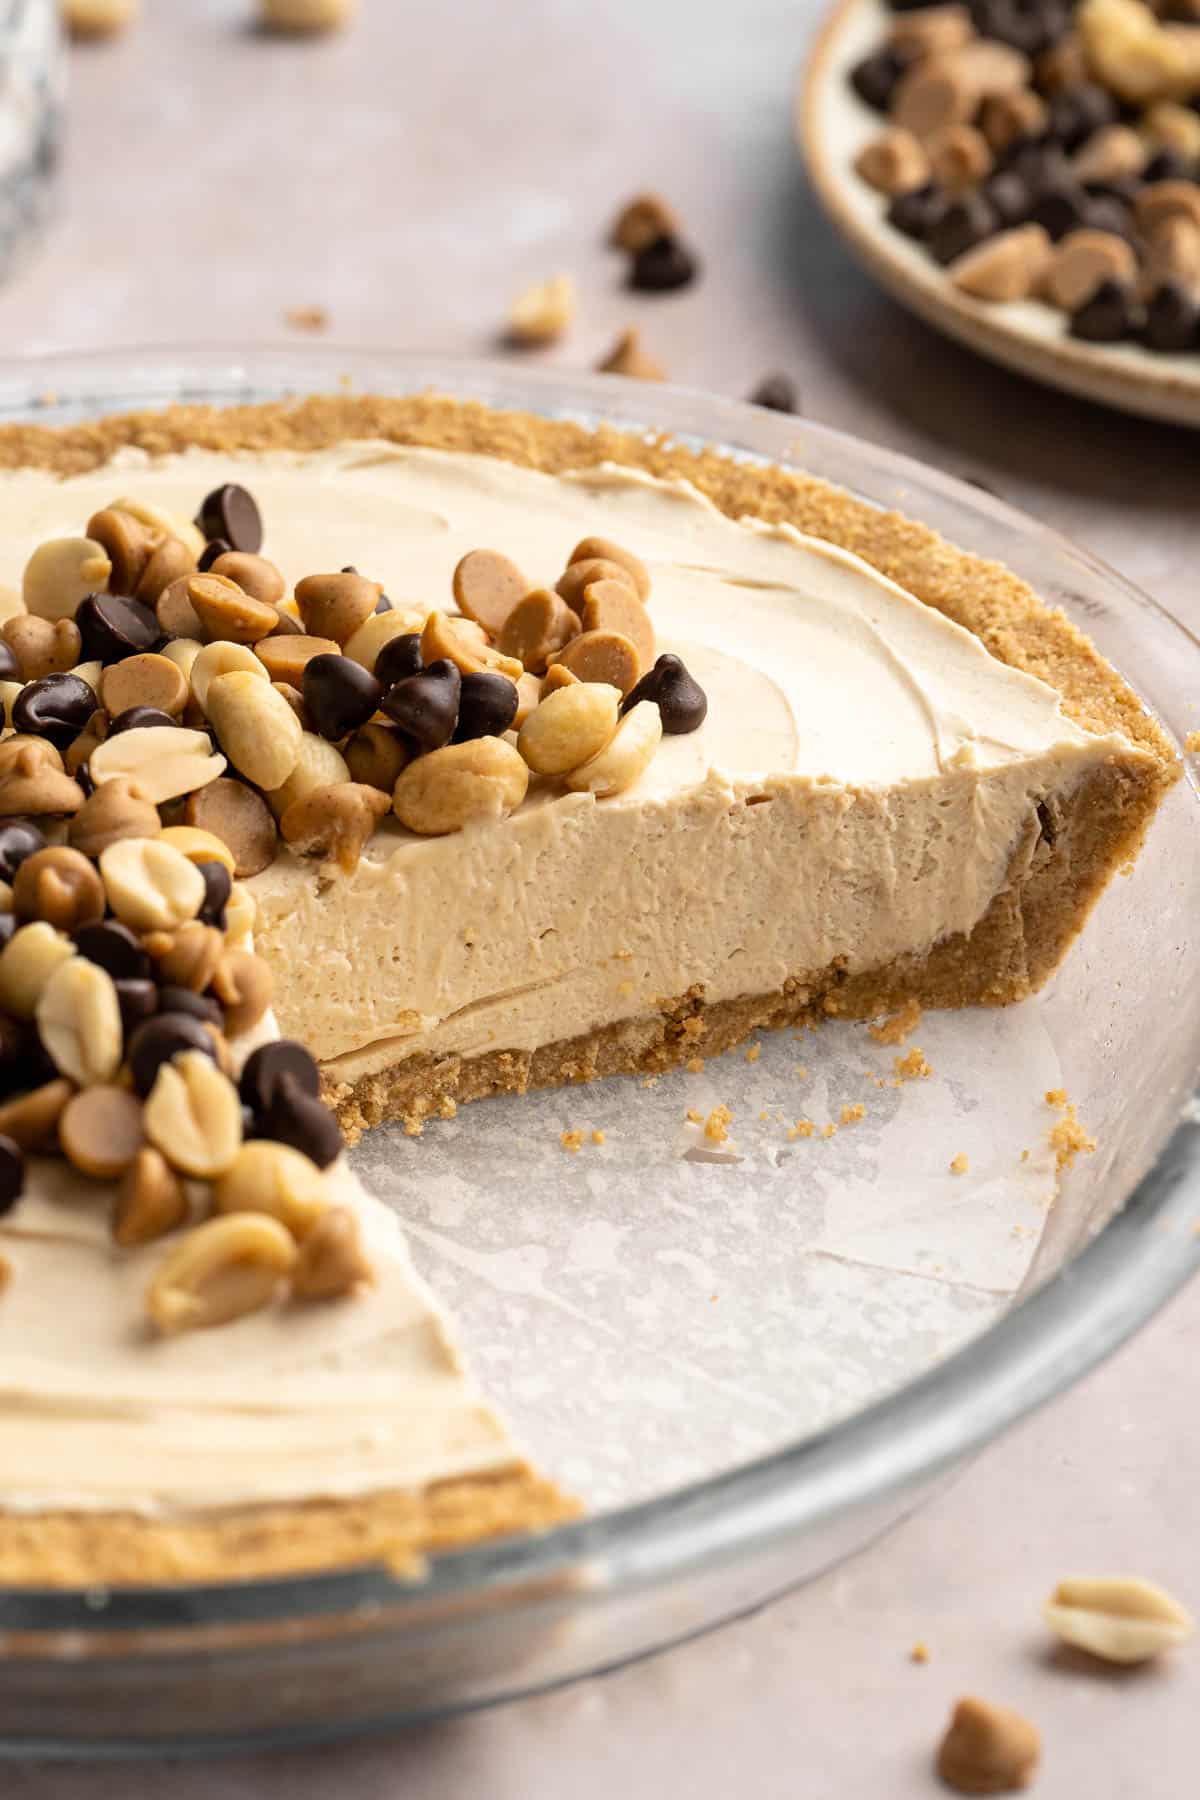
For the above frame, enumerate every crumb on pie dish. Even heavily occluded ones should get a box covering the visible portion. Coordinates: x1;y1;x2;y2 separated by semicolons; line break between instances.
0;391;1179;1587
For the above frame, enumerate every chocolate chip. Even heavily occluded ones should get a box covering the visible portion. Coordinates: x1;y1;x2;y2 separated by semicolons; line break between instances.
381;658;461;751
1143;281;1199;352
114;977;159;1039
73;919;151;983
984;170;1033;228
197;537;234;572
887;182;946;242
0;641;19;683
1070;276;1139;342
12;674;98;753
1084;175;1141;206
303;654;384;741
373;631;424;689
929;192;998;264
449;671;520;743
971;0;1068;54
629;235;699;293
1029;181;1087;240
849;44;913;112
747;373;799;412
158;985;223;1026
1143;148;1193;184
127;1012;217;1098
76;593;161;665
195;484;263;555
108;705;182;735
0;1133;24;1218
258;1071;342;1169
621;652;707;734
0;1016;25;1095
0;821;46;884
196;859;232;930
1000;142;1070;194
1047;83;1117;151
239;1039;321;1116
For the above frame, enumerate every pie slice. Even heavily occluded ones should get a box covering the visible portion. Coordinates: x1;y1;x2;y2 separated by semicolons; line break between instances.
0;394;1178;1586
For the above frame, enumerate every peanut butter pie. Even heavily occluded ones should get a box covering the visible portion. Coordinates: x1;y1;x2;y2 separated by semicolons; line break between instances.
0;393;1177;1586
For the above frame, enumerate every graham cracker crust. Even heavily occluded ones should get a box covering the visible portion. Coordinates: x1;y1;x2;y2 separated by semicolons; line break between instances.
0;392;1179;1587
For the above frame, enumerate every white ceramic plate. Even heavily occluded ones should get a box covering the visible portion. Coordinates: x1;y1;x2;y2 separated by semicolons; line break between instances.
800;0;1200;429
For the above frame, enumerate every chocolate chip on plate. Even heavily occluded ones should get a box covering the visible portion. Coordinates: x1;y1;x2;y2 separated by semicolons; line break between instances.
1070;276;1139;342
76;593;161;665
373;631;424;689
157;985;223;1026
453;671;521;742
747;372;799;413
983;170;1033;228
1047;82;1117;152
0;821;46;885
1143;148;1194;184
303;654;384;741
108;705;182;736
1143;281;1199;352
127;1012;218;1098
0;1132;25;1218
1082;196;1135;242
114;977;159;1039
197;537;234;573
929;192;998;264
1029;181;1088;241
195;484;263;556
12;674;98;753
196;859;232;930
258;1070;342;1169
887;182;946;242
849;44;914;113
239;1039;321;1117
73;918;152;983
629;235;700;293
381;658;461;751
621;652;708;735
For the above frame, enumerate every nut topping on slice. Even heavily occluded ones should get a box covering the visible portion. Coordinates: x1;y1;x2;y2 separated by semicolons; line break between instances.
393;736;529;836
293;1206;375;1300
518;682;621;776
147;1212;297;1335
280;781;391;873
497;590;580;674
452;548;529;635
113;1146;189;1248
564;699;662;797
143;1050;243;1179
89;725;227;807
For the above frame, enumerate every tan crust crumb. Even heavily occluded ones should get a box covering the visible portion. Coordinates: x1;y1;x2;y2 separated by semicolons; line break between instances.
744;1042;761;1063
285;305;329;333
1049;1103;1096;1172
893;1046;932;1085
794;1064;808;1078
1185;731;1200;752
704;1104;733;1145
950;1152;970;1175
910;1640;931;1664
590;1129;605;1145
869;997;922;1045
758;1109;769;1121
438;1096;457;1120
1045;1087;1067;1108
686;1108;704;1123
686;1056;705;1074
787;1119;815;1140
841;1102;865;1125
0;1251;11;1296
821;1122;837;1139
560;1129;584;1154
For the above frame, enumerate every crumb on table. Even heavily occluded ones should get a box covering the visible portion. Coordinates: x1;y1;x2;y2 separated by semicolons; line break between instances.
841;1102;865;1125
950;1152;969;1175
909;1641;930;1665
787;1118;814;1141
744;1042;761;1063
1045;1087;1067;1108
869;998;922;1045
893;1046;932;1085
560;1129;584;1154
704;1104;733;1145
1186;731;1200;752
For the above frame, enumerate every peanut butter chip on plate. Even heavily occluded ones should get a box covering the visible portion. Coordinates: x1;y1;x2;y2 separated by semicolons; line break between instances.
497;590;581;673
294;572;382;645
580;580;656;667
59;1084;145;1180
100;653;188;721
69;777;162;859
452;549;530;635
0;1078;75;1152
557;628;643;695
936;1695;1040;1795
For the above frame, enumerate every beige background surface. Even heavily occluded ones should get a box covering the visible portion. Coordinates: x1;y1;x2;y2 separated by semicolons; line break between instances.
3;1;1198;1791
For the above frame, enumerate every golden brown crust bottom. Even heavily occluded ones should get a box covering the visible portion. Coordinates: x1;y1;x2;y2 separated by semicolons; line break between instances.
0;391;1178;1586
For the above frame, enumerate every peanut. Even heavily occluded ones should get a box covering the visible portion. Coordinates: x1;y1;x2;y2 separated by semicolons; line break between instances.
146;1212;297;1334
393;736;529;835
949;223;1052;301
509;273;576;345
1043;1576;1193;1664
143;1050;243;1179
342;607;427;672
22;537;112;623
224;881;257;946
564;699;662;796
112;1147;189;1248
189;640;270;711
99;836;206;931
0;1078;75;1151
518;681;621;775
214;1141;329;1240
157;824;236;874
293;1206;375;1299
205;671;303;790
265;731;351;819
89;724;226;806
36;955;123;1088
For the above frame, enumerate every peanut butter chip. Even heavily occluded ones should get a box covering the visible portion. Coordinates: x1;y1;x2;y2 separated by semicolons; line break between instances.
143;1050;243;1179
89;725;227;807
596;328;666;380
4;615;83;681
87;507;159;595
294;572;383;645
420;609;500;678
1043;228;1138;313
156;575;204;639
134;535;196;608
557;628;642;695
610;190;680;253
12;846;104;931
208;551;286;607
541;663;580;697
188;573;280;645
949;224;1052;301
293;1206;375;1299
452;549;530;635
927;122;993;192
854;127;932;196
60;1084;145;1180
344;723;411;792
253;634;342;685
69;777;162;859
214;1140;329;1240
36;956;123;1088
280;781;391;873
210;948;275;1038
555;556;639;611
22;536;112;623
393;737;529;836
100;653;188;720
497;590;582;673
1071;122;1144;186
518;682;621;775
564;698;662;796
1043;1576;1194;1664
265;732;351;819
0;1078;75;1151
100;837;206;931
113;1146;188;1248
568;535;652;603
147;1212;297;1335
0;739;84;819
580;580;656;667
149;921;225;991
936;1696;1040;1795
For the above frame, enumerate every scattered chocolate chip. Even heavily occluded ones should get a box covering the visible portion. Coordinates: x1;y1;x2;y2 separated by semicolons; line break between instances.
197;537;234;572
303;654;384;741
76;593;161;665
158;985;223;1026
452;671;520;742
127;1012;218;1098
1047;83;1117;152
887;182;946;242
0;1133;24;1217
849;44;913;112
1143;148;1193;184
196;859;232;930
621;652;708;734
983;169;1033;228
108;705;182;736
12;674;99;753
0;821;46;885
239;1039;321;1117
381;658;461;752
258;1071;342;1169
73;919;151;983
374;631;424;689
747;373;799;413
1143;281;1199;352
1029;181;1088;240
195;484;263;555
0;641;19;683
929;192;998;264
1070;276;1139;342
629;235;700;293
114;977;159;1039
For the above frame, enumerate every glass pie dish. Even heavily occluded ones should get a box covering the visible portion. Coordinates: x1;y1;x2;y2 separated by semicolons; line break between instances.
0;347;1198;1756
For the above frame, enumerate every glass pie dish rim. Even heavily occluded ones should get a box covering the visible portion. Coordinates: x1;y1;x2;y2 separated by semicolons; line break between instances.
0;344;1197;1710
